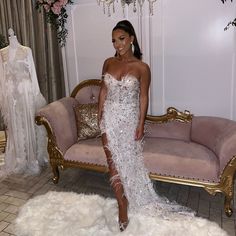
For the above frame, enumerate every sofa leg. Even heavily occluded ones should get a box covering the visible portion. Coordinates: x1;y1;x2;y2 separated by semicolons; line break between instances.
205;174;234;217
222;174;234;217
51;164;60;184
224;195;233;217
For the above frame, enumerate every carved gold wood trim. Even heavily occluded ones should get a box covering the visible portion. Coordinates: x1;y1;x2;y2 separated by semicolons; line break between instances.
63;161;108;173
70;79;102;98
204;156;236;216
146;107;193;123
149;174;218;188
205;156;236;195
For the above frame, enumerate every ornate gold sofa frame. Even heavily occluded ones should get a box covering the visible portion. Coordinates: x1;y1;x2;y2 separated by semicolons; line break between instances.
35;79;236;217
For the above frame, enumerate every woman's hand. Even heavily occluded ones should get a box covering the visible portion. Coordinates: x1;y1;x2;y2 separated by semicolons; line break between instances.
135;124;144;140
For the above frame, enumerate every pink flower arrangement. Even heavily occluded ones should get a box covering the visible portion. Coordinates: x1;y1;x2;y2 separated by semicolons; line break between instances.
43;4;51;12
50;0;68;15
36;0;73;46
38;0;69;15
51;1;62;15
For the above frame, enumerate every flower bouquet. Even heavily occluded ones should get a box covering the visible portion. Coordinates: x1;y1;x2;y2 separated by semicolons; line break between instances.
36;0;73;46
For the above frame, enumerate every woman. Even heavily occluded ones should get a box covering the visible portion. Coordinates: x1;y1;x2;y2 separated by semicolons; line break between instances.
98;20;190;231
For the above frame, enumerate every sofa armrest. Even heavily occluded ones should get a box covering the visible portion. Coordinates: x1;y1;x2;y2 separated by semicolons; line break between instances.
191;116;236;172
215;130;236;173
36;97;79;154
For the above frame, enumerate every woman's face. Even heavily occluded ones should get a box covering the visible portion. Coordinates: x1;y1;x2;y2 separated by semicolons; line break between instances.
112;29;134;56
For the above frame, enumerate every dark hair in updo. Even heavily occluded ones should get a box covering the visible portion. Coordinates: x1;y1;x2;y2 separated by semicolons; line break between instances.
112;20;142;60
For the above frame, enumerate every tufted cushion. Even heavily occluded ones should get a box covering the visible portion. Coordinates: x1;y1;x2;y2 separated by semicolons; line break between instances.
145;120;191;142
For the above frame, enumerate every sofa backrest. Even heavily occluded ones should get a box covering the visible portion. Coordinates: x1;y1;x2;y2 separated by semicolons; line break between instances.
191;116;236;172
191;116;229;149
191;116;234;151
145;120;191;142
71;79;101;104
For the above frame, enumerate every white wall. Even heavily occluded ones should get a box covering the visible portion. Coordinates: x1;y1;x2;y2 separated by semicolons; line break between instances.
63;0;236;120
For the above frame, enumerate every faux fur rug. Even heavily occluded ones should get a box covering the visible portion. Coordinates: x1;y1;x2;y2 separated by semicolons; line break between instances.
15;191;228;236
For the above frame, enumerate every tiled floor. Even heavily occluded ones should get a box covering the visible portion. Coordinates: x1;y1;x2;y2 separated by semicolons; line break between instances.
0;166;235;236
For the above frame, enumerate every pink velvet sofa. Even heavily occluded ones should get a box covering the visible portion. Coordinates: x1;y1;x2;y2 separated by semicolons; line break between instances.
35;79;236;217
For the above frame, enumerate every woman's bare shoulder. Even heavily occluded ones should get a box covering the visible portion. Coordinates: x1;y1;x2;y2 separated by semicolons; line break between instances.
135;61;150;76
103;57;116;66
102;57;115;73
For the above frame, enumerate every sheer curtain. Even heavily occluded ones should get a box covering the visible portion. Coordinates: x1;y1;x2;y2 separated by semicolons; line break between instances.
0;0;65;102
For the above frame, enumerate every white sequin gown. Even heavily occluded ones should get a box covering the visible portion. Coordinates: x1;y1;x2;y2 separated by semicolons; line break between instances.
0;45;48;176
100;73;193;218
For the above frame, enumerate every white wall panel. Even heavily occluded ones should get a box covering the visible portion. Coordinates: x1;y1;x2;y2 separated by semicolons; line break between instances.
162;0;236;119
146;1;165;114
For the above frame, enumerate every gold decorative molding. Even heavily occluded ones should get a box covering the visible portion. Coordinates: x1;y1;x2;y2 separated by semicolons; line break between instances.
146;107;193;123
204;156;236;216
63;160;108;173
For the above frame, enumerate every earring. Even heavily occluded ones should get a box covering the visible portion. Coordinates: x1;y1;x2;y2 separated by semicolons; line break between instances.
131;42;135;53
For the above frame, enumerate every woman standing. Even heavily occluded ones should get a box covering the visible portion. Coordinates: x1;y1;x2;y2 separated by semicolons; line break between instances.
98;20;192;232
98;20;152;231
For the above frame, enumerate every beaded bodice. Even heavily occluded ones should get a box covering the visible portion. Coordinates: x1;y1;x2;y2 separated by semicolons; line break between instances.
104;73;140;106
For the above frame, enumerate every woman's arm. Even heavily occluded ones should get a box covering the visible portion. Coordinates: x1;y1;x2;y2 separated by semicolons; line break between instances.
98;59;109;124
135;63;151;140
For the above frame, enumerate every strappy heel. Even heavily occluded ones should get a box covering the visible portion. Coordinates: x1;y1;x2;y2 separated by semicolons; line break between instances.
119;220;129;231
118;195;129;231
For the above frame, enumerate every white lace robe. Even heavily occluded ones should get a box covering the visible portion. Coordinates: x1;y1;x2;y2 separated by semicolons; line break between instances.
0;45;48;176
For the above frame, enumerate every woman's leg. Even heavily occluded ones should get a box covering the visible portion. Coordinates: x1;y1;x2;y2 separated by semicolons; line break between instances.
102;133;129;231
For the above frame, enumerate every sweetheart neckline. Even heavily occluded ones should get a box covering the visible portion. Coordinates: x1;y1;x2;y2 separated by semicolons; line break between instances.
104;73;139;82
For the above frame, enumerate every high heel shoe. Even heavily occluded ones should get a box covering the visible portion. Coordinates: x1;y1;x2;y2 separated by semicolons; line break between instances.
118;196;129;231
119;220;129;231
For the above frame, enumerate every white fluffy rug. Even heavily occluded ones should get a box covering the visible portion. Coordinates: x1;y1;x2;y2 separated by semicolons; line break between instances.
15;191;228;236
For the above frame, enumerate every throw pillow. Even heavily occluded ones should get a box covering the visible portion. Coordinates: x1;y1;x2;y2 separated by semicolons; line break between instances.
74;103;101;141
